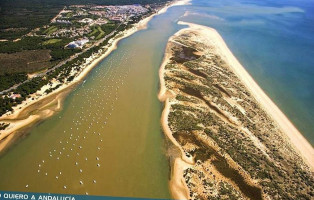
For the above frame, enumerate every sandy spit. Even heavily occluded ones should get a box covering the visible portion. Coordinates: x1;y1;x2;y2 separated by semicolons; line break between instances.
158;20;314;200
177;21;314;170
158;23;193;200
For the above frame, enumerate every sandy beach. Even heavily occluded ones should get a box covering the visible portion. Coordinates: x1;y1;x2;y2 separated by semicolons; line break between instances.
158;20;314;199
160;97;193;200
176;21;314;170
0;0;190;152
158;31;192;200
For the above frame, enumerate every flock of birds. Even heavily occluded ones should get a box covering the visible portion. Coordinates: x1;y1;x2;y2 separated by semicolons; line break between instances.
25;52;133;194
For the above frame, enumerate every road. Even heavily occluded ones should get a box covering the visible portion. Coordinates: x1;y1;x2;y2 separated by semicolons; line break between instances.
0;24;122;95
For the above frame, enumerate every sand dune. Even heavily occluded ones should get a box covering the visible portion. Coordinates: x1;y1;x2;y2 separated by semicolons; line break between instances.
177;21;314;170
158;21;314;199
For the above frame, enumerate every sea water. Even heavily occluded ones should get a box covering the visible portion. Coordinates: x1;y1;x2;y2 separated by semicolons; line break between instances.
182;0;314;145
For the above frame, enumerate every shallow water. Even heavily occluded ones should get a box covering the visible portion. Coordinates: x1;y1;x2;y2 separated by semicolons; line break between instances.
0;5;188;198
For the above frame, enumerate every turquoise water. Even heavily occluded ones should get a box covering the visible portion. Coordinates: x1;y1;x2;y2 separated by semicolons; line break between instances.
182;0;314;145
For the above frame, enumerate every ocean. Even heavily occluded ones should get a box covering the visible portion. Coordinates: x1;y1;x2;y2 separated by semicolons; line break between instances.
182;0;314;145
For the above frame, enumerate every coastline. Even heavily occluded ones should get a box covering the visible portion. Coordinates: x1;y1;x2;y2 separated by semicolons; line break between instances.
177;21;314;170
0;0;190;153
158;35;192;200
158;21;314;199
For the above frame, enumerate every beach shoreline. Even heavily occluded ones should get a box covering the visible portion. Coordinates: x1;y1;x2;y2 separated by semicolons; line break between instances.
177;21;314;170
0;0;190;153
158;21;314;199
158;31;192;200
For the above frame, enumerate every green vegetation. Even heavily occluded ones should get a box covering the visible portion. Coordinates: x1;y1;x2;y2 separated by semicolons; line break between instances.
88;27;99;37
43;26;58;35
0;73;27;91
0;36;78;76
0;37;46;54
16;76;49;97
175;94;198;103
163;33;314;199
103;23;118;34
50;48;80;61
96;26;105;40
0;36;72;55
42;38;62;45
0;123;9;130
169;109;202;131
0;25;120;116
66;12;73;18
170;45;200;64
0;50;51;74
0;0;169;40
88;25;106;40
87;23;119;40
0;0;162;117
